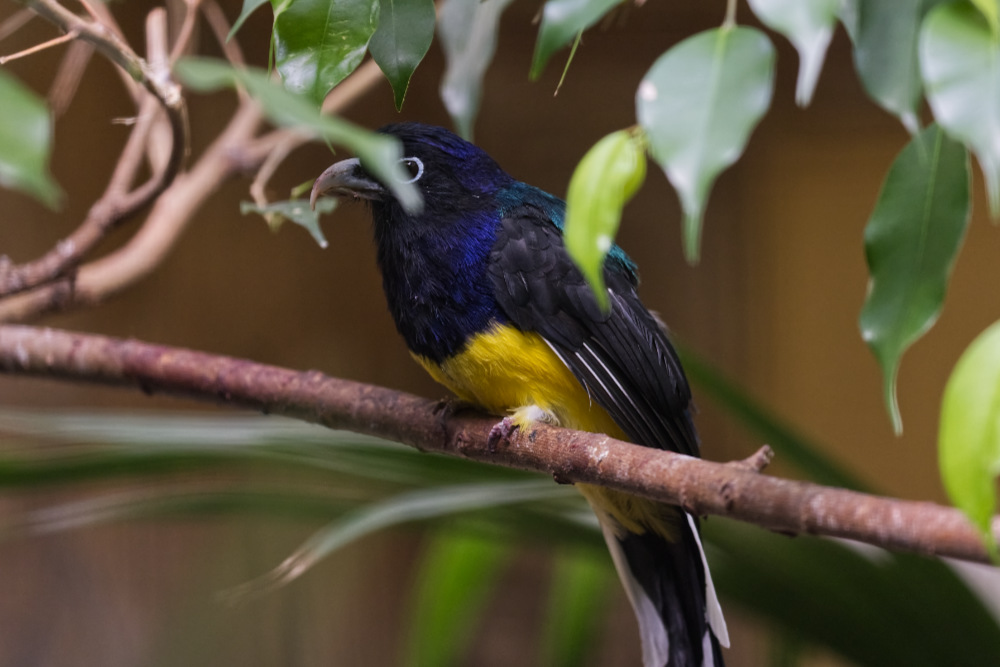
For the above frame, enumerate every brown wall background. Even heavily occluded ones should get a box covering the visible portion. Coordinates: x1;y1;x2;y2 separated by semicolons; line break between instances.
0;0;995;665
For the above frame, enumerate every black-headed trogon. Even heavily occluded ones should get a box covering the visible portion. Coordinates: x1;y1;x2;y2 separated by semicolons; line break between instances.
311;122;729;667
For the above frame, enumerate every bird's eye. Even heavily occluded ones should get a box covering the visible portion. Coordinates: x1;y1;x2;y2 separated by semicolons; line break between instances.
398;157;424;183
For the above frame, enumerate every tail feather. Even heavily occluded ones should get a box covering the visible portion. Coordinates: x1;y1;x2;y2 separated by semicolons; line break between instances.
599;511;727;667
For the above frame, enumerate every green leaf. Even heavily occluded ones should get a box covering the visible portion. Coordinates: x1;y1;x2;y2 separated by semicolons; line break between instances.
240;198;336;247
437;0;515;140
4;409;1000;664
538;550;613;667
971;0;1000;35
707;519;1000;666
747;0;839;106
939;319;1000;551
529;0;623;80
839;0;860;42
221;481;567;601
175;57;421;212
404;531;511;667
369;0;436;110
852;0;944;133
564;129;646;311
272;0;379;104
921;1;1000;217
636;26;775;264
228;0;270;40
859;124;970;435
0;69;60;208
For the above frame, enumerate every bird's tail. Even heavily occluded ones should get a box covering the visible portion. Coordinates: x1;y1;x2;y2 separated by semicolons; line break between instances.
585;489;729;667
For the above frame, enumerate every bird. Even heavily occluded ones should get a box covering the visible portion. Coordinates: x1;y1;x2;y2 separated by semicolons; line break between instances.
311;122;729;667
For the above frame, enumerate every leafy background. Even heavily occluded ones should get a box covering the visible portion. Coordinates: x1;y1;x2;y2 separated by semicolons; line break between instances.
2;0;1000;665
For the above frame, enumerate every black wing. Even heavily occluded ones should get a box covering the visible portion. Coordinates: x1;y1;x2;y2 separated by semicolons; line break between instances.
488;204;699;457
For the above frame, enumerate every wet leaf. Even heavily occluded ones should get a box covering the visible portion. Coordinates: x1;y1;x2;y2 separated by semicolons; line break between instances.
272;0;379;104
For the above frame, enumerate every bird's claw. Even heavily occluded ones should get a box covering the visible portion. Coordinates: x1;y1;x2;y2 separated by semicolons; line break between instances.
487;416;518;452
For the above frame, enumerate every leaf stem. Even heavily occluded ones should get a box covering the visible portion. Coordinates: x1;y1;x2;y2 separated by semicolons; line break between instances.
723;0;737;29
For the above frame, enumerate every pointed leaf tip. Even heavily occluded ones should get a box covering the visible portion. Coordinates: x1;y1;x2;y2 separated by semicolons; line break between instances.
859;125;970;434
438;0;516;140
636;27;775;265
228;0;270;40
746;0;838;107
530;0;623;80
370;0;436;110
853;0;936;133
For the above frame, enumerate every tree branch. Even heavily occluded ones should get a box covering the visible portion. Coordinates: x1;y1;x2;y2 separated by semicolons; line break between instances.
0;324;993;564
0;2;187;299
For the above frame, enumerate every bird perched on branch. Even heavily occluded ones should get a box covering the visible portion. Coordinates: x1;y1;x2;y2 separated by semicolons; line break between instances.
311;122;728;667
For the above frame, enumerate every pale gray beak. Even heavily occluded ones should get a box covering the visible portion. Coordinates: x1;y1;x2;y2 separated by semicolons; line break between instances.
310;158;386;210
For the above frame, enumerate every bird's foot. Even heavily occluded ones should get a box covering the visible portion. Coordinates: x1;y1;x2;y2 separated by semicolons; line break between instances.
487;406;559;453
487;416;518;453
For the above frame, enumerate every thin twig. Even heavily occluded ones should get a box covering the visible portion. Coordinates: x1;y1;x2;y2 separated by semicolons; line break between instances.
249;139;295;210
74;0;101;22
241;58;385;200
0;8;35;43
0;51;385;321
201;0;244;67
0;324;993;564
168;0;202;64
0;101;264;322
143;8;178;175
47;38;93;117
83;0;140;101
0;29;76;64
0;1;188;299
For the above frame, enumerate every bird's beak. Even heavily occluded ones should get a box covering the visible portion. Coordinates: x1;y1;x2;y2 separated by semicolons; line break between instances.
310;158;386;210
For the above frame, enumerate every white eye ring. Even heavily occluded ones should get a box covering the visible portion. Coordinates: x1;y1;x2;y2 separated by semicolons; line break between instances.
398;157;424;183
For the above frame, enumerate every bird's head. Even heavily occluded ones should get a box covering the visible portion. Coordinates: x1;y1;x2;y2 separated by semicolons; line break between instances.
310;123;514;227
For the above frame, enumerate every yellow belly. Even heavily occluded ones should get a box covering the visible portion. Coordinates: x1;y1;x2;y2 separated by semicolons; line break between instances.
414;323;621;435
413;323;677;539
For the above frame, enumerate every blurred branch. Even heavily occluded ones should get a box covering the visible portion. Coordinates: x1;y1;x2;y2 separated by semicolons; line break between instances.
0;101;262;322
0;324;994;565
47;39;93;116
0;2;187;299
0;1;385;322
